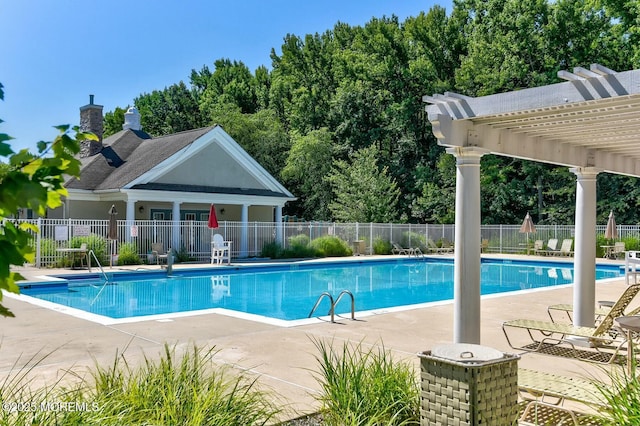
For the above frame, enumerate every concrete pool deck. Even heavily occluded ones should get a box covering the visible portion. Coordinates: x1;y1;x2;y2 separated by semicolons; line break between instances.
2;254;631;421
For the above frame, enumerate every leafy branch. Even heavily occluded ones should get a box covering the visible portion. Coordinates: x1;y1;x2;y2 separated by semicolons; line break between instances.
0;82;93;317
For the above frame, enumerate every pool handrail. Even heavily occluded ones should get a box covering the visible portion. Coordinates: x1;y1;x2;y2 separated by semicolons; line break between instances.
308;292;335;323
334;289;355;320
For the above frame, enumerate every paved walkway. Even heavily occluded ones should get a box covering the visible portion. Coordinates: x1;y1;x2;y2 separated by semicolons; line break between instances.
2;254;629;421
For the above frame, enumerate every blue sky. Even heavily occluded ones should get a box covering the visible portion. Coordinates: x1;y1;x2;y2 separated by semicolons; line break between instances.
1;0;451;153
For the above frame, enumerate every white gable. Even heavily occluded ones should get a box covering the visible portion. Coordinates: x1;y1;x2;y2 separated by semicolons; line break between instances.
125;126;294;197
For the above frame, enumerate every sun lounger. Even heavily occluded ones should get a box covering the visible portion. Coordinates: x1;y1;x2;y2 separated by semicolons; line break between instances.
546;238;573;256
502;283;640;364
391;242;412;255
426;239;453;254
548;303;640;324
538;238;558;256
517;368;606;426
556;239;574;256
548;281;640;323
391;242;423;256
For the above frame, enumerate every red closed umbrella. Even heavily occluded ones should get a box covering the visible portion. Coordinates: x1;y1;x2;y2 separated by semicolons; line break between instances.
208;204;219;229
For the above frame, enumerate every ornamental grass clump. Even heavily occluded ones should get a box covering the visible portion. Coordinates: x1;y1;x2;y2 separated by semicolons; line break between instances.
310;338;420;426
82;344;280;425
309;235;352;257
0;344;280;426
593;365;640;425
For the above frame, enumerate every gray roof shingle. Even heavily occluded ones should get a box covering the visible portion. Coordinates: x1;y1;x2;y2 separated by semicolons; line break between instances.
66;127;214;190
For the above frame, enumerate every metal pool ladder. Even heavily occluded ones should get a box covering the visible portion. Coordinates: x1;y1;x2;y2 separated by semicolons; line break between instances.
88;250;109;284
308;290;355;323
88;250;110;305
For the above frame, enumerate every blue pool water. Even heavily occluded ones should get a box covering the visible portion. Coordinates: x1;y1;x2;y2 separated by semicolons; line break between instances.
20;259;622;321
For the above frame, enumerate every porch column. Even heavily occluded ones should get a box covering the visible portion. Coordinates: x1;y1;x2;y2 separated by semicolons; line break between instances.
125;200;136;242
570;167;599;327
275;206;283;245
240;204;249;257
446;147;486;344
172;201;181;251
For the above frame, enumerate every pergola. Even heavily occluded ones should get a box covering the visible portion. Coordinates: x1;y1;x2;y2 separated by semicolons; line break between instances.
423;64;640;343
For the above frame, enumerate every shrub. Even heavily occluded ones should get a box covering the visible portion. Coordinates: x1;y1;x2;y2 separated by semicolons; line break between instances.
70;234;107;266
373;237;392;255
311;338;420;426
40;238;67;268
288;234;311;248
261;241;283;258
595;234;609;258
621;237;640;252
399;231;427;251
117;242;141;265
310;235;352;257
282;234;316;258
173;245;194;263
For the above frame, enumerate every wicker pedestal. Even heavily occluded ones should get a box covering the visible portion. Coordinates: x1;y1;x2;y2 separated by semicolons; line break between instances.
419;344;520;425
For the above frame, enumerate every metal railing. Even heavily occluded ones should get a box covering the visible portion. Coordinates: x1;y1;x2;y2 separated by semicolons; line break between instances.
10;218;640;268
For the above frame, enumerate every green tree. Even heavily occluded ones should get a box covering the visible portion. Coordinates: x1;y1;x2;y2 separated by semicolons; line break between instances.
411;153;456;224
103;106;127;138
194;59;259;115
206;102;290;178
0;82;86;317
326;145;400;222
135;81;203;137
455;0;552;96
281;128;334;220
598;0;640;67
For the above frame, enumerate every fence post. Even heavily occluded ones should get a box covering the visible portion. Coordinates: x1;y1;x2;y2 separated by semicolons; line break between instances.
254;222;258;257
499;225;503;254
369;222;373;254
36;217;42;268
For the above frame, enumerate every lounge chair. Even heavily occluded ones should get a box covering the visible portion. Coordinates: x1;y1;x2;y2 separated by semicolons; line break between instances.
548;303;640;324
502;283;640;364
391;242;410;255
553;238;574;257
426;239;453;254
538;238;558;256
517;368;606;425
391;242;422;256
211;233;232;264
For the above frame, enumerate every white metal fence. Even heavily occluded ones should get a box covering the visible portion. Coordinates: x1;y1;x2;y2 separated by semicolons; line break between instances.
12;219;640;268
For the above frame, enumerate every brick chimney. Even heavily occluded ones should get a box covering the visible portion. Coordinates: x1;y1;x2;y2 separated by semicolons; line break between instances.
79;94;103;157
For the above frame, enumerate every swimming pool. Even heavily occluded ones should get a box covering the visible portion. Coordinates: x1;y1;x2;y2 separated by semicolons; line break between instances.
18;258;622;325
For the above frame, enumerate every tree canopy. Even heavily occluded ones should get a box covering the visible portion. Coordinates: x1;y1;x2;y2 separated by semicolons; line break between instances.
106;0;640;225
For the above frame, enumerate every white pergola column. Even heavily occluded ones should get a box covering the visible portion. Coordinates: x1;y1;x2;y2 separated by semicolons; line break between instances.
275;205;283;245
446;147;486;344
570;167;599;327
172;201;181;250
240;204;249;257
